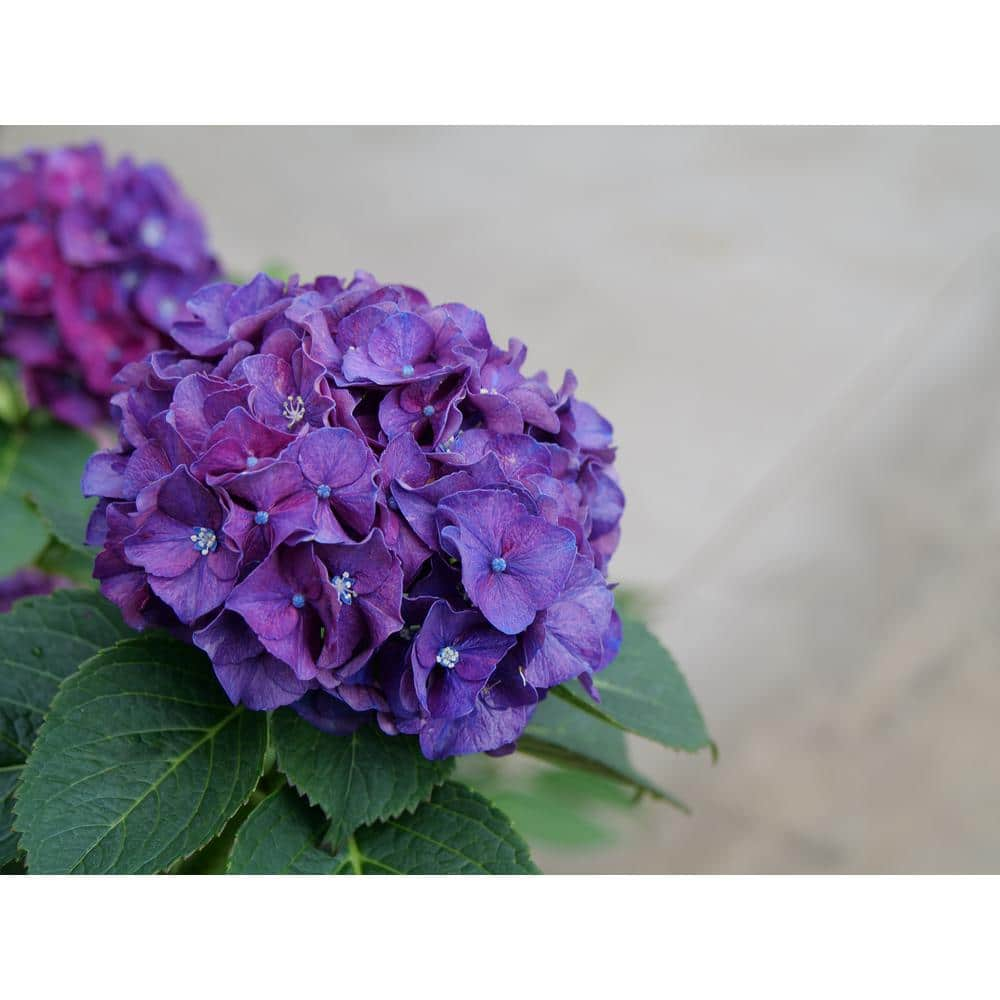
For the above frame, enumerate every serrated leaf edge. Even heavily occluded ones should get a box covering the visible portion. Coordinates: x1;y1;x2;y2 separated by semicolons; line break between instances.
272;720;455;845
12;634;267;873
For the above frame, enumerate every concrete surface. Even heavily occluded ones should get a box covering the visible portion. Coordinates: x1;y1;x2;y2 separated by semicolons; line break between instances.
3;126;998;872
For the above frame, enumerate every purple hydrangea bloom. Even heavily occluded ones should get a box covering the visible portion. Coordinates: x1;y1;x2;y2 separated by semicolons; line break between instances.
84;270;624;759
0;144;218;428
0;567;71;613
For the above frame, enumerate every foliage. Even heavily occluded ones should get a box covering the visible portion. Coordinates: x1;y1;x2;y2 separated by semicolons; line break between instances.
3;589;712;874
0;414;98;582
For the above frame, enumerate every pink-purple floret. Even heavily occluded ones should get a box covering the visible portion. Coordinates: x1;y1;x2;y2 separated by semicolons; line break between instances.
0;143;218;428
83;270;624;758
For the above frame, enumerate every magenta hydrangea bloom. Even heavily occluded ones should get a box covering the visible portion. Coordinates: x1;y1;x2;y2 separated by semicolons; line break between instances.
0;143;218;428
83;270;624;758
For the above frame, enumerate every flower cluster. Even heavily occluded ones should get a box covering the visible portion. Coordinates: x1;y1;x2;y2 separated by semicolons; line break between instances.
0;143;218;428
83;271;624;758
0;567;71;613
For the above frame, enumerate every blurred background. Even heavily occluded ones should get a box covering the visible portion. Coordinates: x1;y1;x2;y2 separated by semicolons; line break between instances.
3;126;998;873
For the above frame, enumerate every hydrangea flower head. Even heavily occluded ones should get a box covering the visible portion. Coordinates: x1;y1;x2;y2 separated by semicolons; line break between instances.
0;143;218;428
84;270;624;758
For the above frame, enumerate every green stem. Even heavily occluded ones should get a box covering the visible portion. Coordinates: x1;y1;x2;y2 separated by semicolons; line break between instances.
347;834;363;875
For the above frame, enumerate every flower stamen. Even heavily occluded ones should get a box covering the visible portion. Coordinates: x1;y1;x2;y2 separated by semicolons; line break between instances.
331;570;357;606
189;526;218;556
282;394;306;429
436;645;460;669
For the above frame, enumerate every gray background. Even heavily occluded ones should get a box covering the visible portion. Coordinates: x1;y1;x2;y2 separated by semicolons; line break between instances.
4;126;999;872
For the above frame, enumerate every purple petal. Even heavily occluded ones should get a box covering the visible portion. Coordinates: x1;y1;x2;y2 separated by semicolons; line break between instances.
195;610;310;710
523;557;613;687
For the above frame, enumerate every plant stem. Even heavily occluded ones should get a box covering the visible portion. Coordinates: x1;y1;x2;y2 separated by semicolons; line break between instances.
347;834;363;875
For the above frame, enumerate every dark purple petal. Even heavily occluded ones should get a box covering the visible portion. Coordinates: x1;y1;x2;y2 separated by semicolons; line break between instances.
224;460;317;549
523;556;613;687
438;488;576;634
192;407;297;484
291;426;378;540
81;450;128;498
291;690;371;735
195;610;310;710
225;544;330;680
313;529;404;675
147;548;239;625
410;600;516;719
419;654;537;758
0;568;67;613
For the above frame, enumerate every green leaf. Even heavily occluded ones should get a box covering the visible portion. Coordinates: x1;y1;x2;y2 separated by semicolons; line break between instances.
271;710;454;846
34;537;99;585
0;493;48;576
6;422;98;552
340;781;539;874
0;361;29;425
231;781;540;875
14;635;268;874
227;786;343;874
457;754;645;852
0;766;20;868
0;591;130;867
519;693;688;811
480;786;615;848
0;420;98;580
0;590;131;768
553;615;714;755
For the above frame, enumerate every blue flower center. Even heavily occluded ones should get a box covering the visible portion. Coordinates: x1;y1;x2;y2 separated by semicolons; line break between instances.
254;510;269;525
331;571;357;606
316;484;332;499
387;495;399;511
402;364;415;377
291;593;306;609
140;217;166;248
246;455;258;468
436;645;460;669
157;297;177;325
422;404;435;417
190;526;218;556
440;432;461;453
490;556;508;573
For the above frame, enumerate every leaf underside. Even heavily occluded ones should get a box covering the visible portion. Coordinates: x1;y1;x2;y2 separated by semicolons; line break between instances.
14;635;267;874
520;694;688;811
555;615;713;754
